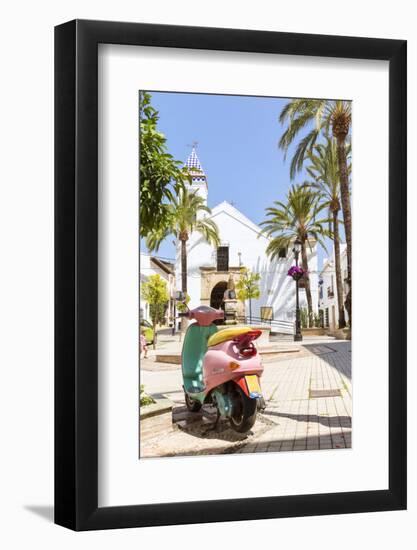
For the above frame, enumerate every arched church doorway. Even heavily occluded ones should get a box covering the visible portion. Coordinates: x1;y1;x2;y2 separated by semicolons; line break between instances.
210;281;228;315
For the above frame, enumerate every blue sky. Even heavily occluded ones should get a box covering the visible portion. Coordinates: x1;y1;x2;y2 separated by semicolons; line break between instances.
142;91;335;267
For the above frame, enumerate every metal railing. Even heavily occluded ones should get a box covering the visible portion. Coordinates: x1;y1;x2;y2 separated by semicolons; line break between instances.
235;316;294;335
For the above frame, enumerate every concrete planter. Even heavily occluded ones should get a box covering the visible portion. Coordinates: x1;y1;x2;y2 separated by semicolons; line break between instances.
330;328;351;340
301;327;326;336
154;353;182;364
140;396;174;419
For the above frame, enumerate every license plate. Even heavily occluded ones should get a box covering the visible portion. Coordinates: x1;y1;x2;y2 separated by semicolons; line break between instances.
245;375;261;395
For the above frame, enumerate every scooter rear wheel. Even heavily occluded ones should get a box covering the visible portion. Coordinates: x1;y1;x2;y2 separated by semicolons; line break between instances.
229;385;257;433
185;392;202;412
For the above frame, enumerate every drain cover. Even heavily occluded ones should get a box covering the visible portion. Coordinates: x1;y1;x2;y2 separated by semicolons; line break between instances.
309;389;341;398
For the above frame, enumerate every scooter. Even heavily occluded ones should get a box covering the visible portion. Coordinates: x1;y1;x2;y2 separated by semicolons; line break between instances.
175;291;265;433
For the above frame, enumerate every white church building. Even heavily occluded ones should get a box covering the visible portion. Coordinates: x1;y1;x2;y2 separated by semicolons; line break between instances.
175;148;319;327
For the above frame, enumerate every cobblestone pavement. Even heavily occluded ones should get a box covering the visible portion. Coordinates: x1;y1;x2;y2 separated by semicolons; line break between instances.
140;341;351;457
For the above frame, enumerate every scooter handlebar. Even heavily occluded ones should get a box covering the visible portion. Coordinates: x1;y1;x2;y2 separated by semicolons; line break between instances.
177;307;223;325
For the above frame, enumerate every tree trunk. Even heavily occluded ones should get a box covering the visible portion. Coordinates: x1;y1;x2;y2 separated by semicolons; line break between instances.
300;241;313;327
180;238;187;293
335;134;352;325
180;237;188;333
332;210;346;329
152;320;156;350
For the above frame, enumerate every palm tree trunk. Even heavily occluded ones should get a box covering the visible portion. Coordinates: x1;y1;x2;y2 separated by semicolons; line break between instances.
300;241;313;327
180;238;187;293
335;135;352;325
180;237;188;334
332;210;346;329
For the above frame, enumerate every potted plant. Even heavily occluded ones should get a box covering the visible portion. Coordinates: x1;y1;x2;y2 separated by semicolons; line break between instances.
287;265;305;281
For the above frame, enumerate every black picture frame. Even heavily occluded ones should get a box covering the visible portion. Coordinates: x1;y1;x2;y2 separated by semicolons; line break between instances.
55;19;407;531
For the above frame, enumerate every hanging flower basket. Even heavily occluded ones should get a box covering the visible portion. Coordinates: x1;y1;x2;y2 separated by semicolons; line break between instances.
287;265;305;281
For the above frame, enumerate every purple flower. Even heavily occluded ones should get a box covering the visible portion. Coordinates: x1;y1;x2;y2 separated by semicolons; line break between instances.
288;266;305;280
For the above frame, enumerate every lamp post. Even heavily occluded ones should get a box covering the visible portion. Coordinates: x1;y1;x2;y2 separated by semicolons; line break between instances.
292;238;303;342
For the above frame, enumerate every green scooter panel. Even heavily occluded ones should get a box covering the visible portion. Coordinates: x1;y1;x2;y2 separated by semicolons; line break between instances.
182;323;217;394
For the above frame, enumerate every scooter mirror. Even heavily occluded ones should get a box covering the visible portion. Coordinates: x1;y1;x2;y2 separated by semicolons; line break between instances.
174;290;186;302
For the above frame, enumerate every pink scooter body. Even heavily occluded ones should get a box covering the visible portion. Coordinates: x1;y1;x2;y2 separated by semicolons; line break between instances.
203;339;263;395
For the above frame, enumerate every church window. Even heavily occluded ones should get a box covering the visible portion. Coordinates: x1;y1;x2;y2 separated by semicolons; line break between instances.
216;246;229;271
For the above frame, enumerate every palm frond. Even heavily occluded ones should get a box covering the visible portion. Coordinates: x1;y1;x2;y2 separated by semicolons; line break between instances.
289;128;320;179
145;223;171;252
261;182;329;261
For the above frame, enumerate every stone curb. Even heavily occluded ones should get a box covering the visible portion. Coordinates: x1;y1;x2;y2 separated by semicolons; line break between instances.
140;396;174;419
155;354;182;364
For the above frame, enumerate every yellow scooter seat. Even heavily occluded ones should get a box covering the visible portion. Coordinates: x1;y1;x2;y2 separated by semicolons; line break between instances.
207;326;255;347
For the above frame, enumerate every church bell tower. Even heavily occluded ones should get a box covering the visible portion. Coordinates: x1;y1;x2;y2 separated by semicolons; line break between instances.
184;145;208;205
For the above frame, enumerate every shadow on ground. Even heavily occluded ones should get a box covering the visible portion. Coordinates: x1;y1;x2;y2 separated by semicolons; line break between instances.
263;408;352;428
302;341;351;380
173;405;275;443
237;431;351;454
24;505;54;523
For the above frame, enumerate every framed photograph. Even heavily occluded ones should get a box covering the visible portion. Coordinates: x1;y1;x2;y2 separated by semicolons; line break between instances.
55;20;406;530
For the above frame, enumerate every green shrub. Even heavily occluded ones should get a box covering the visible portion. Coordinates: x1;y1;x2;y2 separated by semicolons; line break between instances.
140;384;155;407
300;307;309;329
300;308;322;328
313;312;322;328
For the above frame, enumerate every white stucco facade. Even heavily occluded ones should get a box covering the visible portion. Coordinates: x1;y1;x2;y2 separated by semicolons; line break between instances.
319;243;349;329
175;148;319;325
140;253;176;324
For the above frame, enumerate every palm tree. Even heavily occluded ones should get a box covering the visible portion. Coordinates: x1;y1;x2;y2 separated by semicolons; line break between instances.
305;137;350;328
278;99;352;323
146;187;220;295
261;184;330;325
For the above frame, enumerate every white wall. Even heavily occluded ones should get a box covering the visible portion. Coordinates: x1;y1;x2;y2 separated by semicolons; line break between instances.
140;254;175;322
320;244;349;328
0;2;415;550
177;202;319;319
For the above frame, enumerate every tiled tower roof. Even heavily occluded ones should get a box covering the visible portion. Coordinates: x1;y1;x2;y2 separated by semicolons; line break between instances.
185;147;204;173
184;146;207;188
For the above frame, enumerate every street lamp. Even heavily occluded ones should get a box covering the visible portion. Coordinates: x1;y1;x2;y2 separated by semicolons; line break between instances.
292;238;303;342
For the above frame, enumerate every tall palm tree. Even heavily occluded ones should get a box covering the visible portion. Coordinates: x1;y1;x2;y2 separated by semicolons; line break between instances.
261;184;330;325
146;187;220;295
278;99;352;323
305;137;350;328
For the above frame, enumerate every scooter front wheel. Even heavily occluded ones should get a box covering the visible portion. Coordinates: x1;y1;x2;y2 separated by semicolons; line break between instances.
229;385;257;433
185;392;202;412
